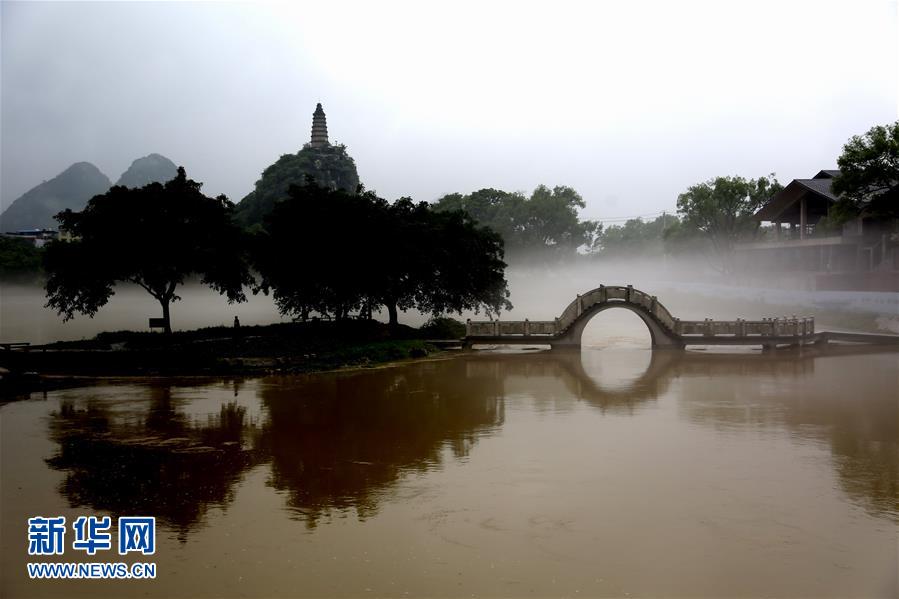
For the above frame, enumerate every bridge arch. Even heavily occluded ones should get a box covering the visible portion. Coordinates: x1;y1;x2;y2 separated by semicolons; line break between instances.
464;283;862;350
551;286;683;349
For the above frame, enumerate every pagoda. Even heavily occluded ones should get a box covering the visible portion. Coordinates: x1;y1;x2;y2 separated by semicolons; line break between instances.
310;103;329;147
233;102;361;224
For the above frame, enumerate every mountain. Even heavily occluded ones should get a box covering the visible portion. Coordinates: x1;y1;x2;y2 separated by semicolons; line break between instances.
0;162;111;232
115;153;178;188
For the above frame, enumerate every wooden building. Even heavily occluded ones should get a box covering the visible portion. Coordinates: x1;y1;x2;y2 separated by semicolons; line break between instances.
734;170;898;291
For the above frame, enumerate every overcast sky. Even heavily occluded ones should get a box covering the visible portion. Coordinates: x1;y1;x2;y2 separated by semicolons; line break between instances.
2;0;896;223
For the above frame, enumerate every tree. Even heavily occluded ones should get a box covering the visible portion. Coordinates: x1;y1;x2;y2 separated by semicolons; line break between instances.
832;121;899;220
0;236;44;278
253;181;511;326
592;214;679;257
433;189;525;248
253;181;385;321
432;185;598;259
410;206;511;322
44;168;253;334
523;185;599;254
675;174;782;270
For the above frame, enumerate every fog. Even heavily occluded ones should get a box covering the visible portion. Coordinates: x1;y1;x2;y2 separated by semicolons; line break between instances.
2;0;896;220
3;254;897;345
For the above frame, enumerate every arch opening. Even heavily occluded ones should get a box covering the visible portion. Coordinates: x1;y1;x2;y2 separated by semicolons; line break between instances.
579;305;654;350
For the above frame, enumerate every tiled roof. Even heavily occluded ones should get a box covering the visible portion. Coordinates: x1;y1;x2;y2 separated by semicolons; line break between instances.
754;176;839;221
794;178;839;201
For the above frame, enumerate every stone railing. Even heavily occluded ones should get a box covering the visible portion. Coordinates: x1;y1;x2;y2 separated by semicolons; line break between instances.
466;319;558;337
465;284;816;342
673;317;815;337
554;285;676;333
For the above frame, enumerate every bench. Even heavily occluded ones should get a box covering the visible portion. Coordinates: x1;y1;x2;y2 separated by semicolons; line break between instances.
0;342;31;351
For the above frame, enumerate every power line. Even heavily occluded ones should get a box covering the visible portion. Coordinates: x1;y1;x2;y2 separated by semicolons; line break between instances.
594;211;670;223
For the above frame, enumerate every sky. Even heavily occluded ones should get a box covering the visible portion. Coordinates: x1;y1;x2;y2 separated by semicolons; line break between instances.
1;0;897;224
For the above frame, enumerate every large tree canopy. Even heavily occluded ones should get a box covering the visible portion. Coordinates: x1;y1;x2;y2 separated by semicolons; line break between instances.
676;174;782;256
432;185;597;258
254;181;511;325
44;168;253;333
832;121;899;220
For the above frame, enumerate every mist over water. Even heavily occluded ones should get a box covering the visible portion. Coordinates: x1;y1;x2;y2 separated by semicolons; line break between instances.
0;281;289;344
3;256;897;344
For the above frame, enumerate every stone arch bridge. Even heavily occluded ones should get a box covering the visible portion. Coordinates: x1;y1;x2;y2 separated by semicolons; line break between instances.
465;284;899;350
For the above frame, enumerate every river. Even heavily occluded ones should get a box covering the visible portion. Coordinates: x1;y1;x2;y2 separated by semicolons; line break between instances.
1;316;896;597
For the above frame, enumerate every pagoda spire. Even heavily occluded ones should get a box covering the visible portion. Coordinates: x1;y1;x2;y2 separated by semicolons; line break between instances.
310;103;329;147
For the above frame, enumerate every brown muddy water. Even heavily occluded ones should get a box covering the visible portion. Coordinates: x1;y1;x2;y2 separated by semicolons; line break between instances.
1;319;897;598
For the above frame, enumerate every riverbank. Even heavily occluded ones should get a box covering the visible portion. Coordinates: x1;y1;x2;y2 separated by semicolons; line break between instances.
0;319;465;398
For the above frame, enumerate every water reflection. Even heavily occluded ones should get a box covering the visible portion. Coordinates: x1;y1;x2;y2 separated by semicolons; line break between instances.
41;346;898;547
672;349;898;520
46;384;262;540
465;350;674;414
258;361;506;526
44;362;507;533
464;347;897;521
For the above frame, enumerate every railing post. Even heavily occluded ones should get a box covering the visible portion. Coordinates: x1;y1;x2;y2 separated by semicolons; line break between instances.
524;318;530;336
674;318;681;335
554;317;560;334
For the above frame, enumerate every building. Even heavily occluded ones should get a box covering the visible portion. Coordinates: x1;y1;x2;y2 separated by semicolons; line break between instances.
733;170;898;291
310;103;329;148
2;228;59;248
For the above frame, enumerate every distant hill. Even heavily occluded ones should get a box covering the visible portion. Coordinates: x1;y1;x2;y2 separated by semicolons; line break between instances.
0;162;111;232
235;144;360;226
115;153;178;188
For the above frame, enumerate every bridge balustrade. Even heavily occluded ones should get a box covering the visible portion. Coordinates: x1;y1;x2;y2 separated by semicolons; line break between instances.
468;321;499;336
528;321;558;335
465;319;560;337
464;285;823;348
676;317;815;337
499;321;526;335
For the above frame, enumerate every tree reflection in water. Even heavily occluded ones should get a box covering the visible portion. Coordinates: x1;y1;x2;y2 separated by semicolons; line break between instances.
659;347;898;522
42;346;897;544
46;384;262;541
258;360;505;527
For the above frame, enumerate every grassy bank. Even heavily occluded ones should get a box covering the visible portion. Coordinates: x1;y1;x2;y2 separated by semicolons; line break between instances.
0;319;465;394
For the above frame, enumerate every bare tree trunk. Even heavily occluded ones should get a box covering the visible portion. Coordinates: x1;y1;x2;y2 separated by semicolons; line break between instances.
386;302;398;327
160;297;172;334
